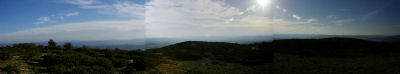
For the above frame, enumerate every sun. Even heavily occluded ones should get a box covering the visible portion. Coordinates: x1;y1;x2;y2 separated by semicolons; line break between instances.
256;0;271;7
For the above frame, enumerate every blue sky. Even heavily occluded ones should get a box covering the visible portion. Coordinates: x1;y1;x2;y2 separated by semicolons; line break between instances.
0;0;144;34
0;0;146;43
0;0;400;43
145;0;400;38
272;0;400;35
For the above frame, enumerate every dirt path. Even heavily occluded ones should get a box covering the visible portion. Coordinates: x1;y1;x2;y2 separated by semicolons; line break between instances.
156;54;178;73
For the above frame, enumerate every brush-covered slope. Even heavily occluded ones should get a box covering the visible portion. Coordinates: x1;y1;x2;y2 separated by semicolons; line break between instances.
157;41;273;65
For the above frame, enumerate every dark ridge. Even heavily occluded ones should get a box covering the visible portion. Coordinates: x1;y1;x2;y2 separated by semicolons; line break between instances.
159;41;273;65
271;37;400;57
164;41;242;48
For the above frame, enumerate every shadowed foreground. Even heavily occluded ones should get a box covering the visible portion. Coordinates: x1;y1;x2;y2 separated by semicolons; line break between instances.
1;38;400;73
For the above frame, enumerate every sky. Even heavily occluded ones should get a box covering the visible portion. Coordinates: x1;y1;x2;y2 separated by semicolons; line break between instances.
0;0;147;43
1;0;400;43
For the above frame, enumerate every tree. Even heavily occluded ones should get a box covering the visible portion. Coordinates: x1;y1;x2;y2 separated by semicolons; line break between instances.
64;42;73;50
48;39;57;49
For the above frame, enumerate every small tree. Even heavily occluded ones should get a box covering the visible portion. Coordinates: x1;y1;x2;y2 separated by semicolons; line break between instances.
64;42;73;50
48;39;57;49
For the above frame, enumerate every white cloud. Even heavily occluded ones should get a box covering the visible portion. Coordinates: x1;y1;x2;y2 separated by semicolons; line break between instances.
146;0;259;38
111;2;145;17
33;12;80;25
145;0;327;38
1;20;145;43
332;19;356;25
11;0;333;43
66;12;80;16
33;17;51;25
62;0;144;17
81;5;110;9
38;17;50;21
307;18;318;23
63;0;96;5
362;10;379;20
269;18;327;34
327;15;340;19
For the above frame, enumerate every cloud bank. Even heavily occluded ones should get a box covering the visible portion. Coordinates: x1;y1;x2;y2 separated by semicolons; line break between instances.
1;20;145;43
146;0;273;38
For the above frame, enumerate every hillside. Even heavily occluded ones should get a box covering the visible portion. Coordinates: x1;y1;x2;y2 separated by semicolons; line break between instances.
1;38;400;73
157;41;273;64
150;38;400;73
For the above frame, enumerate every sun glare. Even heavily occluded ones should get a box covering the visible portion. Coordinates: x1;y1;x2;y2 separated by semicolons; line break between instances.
257;0;270;7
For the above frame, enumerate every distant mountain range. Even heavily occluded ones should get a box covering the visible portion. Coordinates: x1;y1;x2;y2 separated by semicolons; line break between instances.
145;34;400;49
1;34;399;49
144;35;273;49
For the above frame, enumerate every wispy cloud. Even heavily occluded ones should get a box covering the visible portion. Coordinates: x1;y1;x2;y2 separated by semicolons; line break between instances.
66;12;80;16
145;0;324;37
361;0;393;20
362;10;379;20
112;2;145;17
33;12;81;24
1;20;145;43
62;0;144;17
63;0;96;5
146;0;247;37
81;5;109;9
327;15;340;19
332;19;356;25
307;18;318;23
33;17;51;25
268;18;326;34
